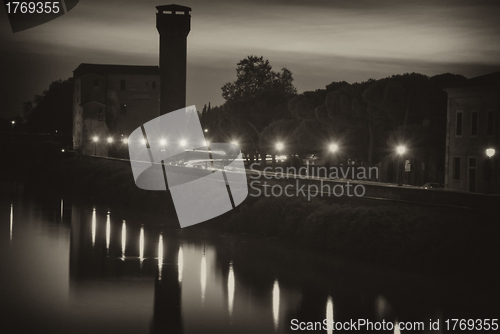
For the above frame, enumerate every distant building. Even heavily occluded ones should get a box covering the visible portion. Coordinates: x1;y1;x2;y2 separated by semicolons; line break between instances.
73;63;160;157
445;72;500;193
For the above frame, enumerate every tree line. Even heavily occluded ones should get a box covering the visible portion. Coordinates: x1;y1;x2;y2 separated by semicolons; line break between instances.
200;55;467;169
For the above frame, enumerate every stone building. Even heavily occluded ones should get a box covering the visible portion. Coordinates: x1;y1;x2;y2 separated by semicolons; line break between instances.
73;63;160;157
445;72;500;193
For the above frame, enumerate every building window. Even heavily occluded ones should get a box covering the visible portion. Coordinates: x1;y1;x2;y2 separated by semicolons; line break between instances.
121;104;127;114
94;79;99;87
453;157;461;180
455;111;463;137
487;110;494;136
152;81;156;90
98;108;104;122
120;80;126;91
470;110;478;137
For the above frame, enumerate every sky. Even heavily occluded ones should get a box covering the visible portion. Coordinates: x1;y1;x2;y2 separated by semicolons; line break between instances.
1;0;500;118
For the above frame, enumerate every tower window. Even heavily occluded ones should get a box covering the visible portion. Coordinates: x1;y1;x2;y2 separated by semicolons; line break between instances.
120;80;126;91
455;111;463;137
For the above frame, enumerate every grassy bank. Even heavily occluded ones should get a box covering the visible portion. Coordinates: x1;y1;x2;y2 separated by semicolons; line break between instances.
21;155;500;277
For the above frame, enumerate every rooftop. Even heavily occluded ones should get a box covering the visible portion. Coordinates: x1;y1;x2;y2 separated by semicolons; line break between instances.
73;63;159;77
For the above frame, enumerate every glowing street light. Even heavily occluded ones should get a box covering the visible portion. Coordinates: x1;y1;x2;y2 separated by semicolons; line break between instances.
486;148;496;158
231;141;239;147
123;138;128;144
92;136;99;155
329;143;338;153
180;139;187;147
276;142;284;151
204;129;208;133
141;138;147;145
107;137;113;143
396;145;406;155
11;120;15;132
159;139;167;146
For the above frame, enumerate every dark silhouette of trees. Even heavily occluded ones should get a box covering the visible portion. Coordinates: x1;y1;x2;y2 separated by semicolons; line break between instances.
203;56;298;165
222;55;296;102
23;78;73;135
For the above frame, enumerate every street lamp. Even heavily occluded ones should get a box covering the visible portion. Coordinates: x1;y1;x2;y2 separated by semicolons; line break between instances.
107;137;113;143
11;120;15;132
276;142;284;151
92;136;99;155
329;143;338;153
123;138;128;144
396;145;406;186
231;141;239;147
486;148;495;158
180;139;187;147
159;139;167;146
204;129;208;133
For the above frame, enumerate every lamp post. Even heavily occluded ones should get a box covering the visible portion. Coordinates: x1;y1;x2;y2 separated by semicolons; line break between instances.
486;148;496;193
92;136;98;156
275;142;284;170
396;145;406;186
326;143;338;177
11;120;15;132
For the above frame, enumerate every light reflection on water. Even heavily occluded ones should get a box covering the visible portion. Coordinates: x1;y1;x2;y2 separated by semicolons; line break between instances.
178;245;184;283
272;279;280;331
228;261;235;319
1;198;498;334
326;296;333;334
121;220;126;261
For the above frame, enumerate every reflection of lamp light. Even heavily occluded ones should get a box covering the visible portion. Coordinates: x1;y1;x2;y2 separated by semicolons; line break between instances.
272;280;280;331
231;141;238;147
121;221;126;261
486;148;496;158
139;225;144;268
178;245;184;283
91;208;96;247
158;234;163;280
201;252;207;305
326;296;334;334
228;261;235;318
106;212;111;253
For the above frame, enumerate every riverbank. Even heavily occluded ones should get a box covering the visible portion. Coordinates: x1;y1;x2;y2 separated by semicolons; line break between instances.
17;155;500;278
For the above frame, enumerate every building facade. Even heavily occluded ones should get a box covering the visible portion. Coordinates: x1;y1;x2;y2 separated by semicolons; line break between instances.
445;72;500;193
73;63;160;157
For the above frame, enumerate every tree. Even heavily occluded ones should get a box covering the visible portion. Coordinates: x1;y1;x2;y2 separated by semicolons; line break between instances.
222;55;296;102
23;78;73;135
219;56;298;164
